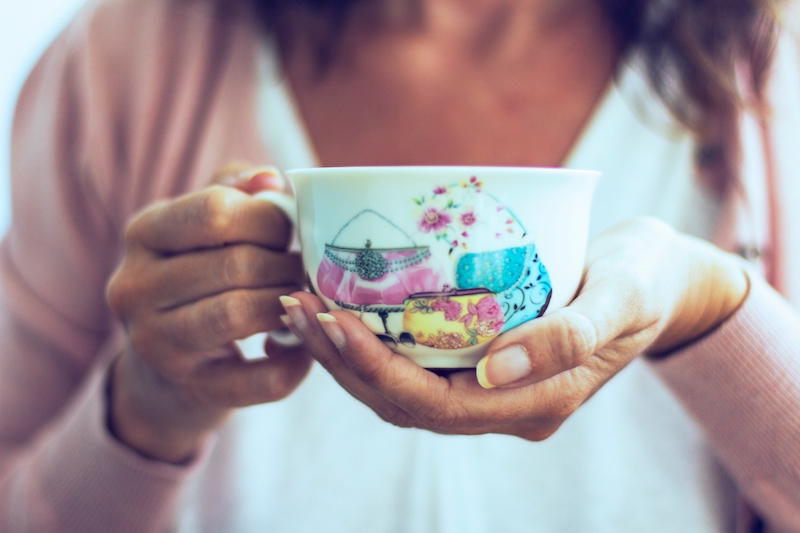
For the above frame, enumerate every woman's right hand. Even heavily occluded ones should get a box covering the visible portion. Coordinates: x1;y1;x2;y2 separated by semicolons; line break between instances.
105;168;311;464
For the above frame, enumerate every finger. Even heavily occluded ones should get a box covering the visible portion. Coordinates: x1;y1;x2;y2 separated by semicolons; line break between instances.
477;275;653;389
146;246;303;309
161;287;300;351
318;310;580;430
288;295;596;433
283;293;421;427
189;340;313;407
212;163;286;194
126;186;293;253
296;299;512;429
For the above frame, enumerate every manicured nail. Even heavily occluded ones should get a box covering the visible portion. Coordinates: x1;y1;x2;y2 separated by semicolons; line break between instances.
279;313;304;341
279;296;308;331
316;313;346;349
475;356;495;389
476;345;531;389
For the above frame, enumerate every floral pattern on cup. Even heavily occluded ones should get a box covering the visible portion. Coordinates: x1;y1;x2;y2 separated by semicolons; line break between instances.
403;288;505;349
413;176;525;254
315;174;552;351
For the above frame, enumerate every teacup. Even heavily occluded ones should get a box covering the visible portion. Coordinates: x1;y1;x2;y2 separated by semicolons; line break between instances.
259;166;599;368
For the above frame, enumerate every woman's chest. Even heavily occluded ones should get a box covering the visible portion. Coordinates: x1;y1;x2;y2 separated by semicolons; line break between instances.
283;43;614;168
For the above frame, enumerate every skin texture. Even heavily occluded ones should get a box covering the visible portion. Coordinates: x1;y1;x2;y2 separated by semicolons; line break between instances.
103;0;747;461
284;218;748;440
106;167;312;463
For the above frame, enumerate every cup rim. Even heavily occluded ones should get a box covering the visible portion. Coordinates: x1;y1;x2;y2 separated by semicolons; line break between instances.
285;165;600;179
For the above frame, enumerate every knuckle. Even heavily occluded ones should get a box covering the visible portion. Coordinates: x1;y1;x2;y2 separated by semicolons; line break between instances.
559;310;598;367
106;271;131;317
222;246;254;286
122;214;146;248
208;292;246;339
123;199;168;246
202;187;238;239
172;309;200;347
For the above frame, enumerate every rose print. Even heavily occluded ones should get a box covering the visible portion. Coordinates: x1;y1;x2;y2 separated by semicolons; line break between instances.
476;296;503;321
431;298;463;322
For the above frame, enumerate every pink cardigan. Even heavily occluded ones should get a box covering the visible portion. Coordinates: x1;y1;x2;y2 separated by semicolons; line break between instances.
1;0;799;531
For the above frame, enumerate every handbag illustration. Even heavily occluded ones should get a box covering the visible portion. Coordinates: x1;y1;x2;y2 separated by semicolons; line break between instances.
455;243;552;331
316;179;555;352
403;287;505;349
316;209;448;346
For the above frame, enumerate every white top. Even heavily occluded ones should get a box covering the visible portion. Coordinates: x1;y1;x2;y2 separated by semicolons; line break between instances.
177;52;730;533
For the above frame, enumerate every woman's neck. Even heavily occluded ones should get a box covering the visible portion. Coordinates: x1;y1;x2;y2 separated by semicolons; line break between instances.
285;0;620;167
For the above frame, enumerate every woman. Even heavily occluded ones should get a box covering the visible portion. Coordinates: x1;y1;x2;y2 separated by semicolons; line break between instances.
1;0;798;531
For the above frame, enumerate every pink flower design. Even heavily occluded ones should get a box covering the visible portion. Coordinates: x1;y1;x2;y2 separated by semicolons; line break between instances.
418;207;452;233
432;298;463;322
459;302;478;327
476;296;503;321
460;210;477;227
433;185;448;195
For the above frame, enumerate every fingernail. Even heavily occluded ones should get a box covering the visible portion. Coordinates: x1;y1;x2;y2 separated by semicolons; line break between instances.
316;313;346;349
240;166;284;188
475;357;495;389
279;296;308;331
476;345;531;389
280;313;304;340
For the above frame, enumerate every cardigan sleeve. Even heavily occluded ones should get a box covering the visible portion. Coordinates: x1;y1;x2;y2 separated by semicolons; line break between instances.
0;0;257;529
651;274;800;533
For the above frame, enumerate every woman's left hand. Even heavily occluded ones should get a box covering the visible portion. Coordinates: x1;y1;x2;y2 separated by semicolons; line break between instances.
281;217;748;440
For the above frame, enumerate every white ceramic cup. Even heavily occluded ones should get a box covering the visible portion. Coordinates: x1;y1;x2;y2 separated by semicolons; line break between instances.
258;166;599;368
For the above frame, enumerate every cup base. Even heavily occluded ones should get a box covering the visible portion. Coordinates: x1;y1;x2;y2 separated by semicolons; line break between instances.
395;342;488;368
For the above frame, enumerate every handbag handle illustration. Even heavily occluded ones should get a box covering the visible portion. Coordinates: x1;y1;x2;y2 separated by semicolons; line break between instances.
328;209;419;248
255;191;424;252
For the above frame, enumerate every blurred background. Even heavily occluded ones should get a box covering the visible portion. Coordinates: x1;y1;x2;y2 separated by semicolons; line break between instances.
3;0;800;241
0;0;86;238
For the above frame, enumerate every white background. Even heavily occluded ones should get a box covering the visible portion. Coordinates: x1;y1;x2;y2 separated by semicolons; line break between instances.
0;0;86;238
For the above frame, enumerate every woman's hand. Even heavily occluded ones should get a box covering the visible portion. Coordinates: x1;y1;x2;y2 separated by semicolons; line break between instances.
283;217;748;440
106;166;312;463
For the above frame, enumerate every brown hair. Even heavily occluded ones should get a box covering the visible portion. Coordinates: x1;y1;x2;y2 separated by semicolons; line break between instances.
610;0;780;133
240;0;781;175
251;1;779;114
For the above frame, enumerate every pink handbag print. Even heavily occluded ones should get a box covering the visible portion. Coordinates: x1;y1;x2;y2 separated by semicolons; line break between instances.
316;210;447;307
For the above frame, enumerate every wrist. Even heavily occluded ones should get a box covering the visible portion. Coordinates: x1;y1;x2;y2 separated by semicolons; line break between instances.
107;349;229;464
651;246;750;356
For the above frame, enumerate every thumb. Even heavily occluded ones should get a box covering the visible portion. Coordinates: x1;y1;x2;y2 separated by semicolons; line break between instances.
211;161;286;194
